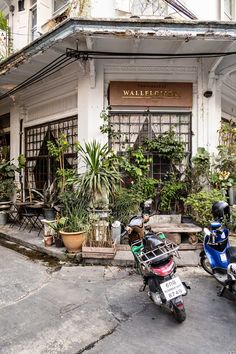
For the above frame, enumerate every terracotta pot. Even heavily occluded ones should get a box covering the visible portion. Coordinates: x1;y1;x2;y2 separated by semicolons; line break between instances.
44;235;53;247
59;230;87;253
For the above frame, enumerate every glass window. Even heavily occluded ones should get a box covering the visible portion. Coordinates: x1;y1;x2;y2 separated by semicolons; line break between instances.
18;0;25;11
109;112;191;179
224;0;234;19
31;4;37;40
53;0;70;13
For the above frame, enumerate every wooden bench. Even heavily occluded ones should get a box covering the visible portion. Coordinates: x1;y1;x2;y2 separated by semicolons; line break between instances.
150;223;202;246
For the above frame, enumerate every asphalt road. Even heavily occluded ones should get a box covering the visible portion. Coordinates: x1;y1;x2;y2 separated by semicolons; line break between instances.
0;242;236;354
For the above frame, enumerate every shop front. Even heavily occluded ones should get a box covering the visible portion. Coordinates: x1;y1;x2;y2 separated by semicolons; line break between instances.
108;81;193;178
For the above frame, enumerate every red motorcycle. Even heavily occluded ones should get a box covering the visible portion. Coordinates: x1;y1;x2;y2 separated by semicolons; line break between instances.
124;214;188;323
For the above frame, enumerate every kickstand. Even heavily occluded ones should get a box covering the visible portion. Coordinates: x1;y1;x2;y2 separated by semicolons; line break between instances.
217;286;226;297
182;281;191;290
139;283;146;292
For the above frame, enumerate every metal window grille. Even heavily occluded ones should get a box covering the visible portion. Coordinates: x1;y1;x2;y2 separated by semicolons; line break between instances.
25;116;78;192
109;111;192;179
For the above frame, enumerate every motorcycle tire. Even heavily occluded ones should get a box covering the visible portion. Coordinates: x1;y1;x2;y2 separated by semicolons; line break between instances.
172;305;186;323
200;254;213;275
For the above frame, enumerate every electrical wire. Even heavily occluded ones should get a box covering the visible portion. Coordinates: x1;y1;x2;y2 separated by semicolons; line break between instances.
67;49;236;59
2;46;236;101
164;0;197;20
0;54;75;101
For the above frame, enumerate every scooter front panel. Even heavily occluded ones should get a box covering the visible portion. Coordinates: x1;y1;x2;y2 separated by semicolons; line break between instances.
205;243;229;270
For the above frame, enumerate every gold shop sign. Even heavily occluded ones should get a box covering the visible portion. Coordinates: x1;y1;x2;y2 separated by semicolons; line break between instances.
109;81;192;107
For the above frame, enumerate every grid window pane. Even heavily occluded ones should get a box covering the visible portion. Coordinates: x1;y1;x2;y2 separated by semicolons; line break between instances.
25;116;78;191
109;111;191;179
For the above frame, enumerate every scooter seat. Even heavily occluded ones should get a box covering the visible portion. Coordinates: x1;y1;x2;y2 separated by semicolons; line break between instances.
226;247;236;263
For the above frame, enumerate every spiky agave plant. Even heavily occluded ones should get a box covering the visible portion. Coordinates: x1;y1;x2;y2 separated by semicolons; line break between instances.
76;140;121;207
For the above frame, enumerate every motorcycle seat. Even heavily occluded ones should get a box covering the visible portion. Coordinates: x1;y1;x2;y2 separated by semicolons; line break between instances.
226;247;236;263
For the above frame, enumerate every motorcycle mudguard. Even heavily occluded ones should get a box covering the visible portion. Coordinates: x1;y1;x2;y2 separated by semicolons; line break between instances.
204;242;229;270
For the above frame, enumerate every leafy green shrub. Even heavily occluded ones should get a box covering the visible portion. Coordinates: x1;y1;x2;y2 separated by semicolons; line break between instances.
159;174;184;213
143;130;185;163
130;177;157;201
184;189;225;226
111;188;143;224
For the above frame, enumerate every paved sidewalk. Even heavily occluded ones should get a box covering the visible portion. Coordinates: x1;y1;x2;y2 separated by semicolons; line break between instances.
2;225;235;267
0;245;236;354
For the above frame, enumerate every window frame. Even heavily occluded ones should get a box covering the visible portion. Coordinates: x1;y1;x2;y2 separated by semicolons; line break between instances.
53;0;70;15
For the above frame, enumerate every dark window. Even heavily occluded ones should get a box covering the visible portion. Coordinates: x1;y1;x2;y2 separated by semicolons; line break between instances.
109;111;192;179
25;116;78;192
18;0;25;11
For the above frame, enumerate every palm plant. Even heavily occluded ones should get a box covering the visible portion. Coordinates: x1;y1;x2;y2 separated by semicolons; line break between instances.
76;140;121;208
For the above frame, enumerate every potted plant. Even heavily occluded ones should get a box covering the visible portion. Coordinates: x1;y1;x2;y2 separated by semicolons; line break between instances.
57;191;90;253
42;181;58;219
73;140;121;257
76;140;121;209
0;160;17;202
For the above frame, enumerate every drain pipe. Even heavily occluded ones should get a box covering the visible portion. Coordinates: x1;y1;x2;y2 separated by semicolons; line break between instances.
19;118;24;201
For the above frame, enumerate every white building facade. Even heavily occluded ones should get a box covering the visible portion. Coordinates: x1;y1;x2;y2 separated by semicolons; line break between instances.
0;0;236;189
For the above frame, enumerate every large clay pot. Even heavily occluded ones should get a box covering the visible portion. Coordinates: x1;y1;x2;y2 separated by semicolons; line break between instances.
59;230;87;253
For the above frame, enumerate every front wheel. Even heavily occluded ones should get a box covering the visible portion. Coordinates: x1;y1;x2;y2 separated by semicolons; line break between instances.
200;254;213;275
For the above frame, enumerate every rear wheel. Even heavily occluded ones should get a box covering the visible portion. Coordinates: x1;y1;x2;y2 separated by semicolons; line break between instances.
173;305;186;323
200;254;213;275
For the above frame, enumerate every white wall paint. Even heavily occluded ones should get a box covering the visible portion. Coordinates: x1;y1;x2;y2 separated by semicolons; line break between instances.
183;0;221;20
90;0;116;18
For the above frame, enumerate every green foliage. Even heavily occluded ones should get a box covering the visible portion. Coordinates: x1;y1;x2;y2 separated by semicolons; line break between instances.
159;173;184;213
0;179;15;200
0;11;8;31
0;160;17;179
192;147;210;174
111;188;143;224
57;191;90;232
31;180;59;208
76;140;121;207
99;109;120;139
143;130;185;163
226;206;236;233
189;147;211;193
17;154;26;170
47;134;71;193
130;177;157;201
184;189;225;226
120;146;152;182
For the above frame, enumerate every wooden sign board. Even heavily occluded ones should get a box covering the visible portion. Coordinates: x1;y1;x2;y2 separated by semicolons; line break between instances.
109;81;192;107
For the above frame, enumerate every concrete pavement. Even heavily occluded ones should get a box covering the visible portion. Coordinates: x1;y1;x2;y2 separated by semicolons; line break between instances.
0;224;204;267
0;244;236;353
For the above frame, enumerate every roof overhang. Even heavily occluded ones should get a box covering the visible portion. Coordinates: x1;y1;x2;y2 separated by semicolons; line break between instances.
1;18;236;100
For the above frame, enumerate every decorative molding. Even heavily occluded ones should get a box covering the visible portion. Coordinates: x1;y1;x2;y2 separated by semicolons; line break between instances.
104;64;197;75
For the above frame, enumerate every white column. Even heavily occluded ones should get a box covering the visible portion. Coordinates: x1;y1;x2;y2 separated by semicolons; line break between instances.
77;61;106;145
206;77;222;155
9;101;22;184
196;59;209;152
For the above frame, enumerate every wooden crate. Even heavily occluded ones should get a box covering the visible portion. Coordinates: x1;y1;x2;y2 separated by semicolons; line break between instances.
82;240;117;259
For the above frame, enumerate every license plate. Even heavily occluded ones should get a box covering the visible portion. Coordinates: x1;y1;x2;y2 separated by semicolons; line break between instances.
160;277;186;301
